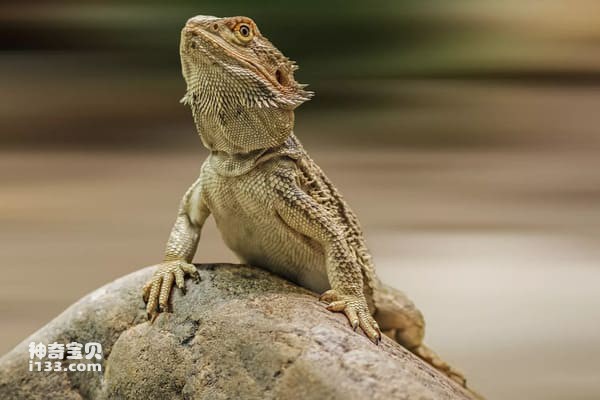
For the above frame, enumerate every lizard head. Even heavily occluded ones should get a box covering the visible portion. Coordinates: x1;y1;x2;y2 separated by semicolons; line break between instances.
180;15;313;154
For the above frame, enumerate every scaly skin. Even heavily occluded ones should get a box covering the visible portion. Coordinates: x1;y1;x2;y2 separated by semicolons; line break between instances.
142;15;468;387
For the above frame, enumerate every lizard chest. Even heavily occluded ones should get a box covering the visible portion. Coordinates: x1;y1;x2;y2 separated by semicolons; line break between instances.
202;166;273;221
200;161;284;259
198;158;329;292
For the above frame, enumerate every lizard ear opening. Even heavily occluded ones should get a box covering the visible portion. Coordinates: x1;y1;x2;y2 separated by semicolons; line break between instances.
275;69;284;85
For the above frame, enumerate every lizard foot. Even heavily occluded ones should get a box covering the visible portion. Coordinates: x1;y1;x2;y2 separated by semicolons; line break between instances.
142;260;200;321
319;289;381;344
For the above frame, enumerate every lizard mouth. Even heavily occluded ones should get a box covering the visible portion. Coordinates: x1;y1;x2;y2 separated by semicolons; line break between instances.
181;23;282;93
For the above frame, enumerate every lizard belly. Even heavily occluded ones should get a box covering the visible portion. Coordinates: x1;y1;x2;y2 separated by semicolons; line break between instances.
205;171;330;294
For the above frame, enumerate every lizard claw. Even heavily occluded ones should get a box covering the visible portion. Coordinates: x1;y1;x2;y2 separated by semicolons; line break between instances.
143;260;199;320
319;289;381;344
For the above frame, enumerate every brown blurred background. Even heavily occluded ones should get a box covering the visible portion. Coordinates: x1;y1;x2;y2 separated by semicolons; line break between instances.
2;1;600;399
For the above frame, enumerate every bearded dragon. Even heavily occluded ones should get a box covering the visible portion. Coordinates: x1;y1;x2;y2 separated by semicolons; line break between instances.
142;15;467;387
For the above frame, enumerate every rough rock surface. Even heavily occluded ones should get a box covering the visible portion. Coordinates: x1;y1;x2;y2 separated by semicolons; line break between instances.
0;264;477;400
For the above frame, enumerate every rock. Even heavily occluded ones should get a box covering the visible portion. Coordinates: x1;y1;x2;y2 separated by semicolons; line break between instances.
0;264;477;400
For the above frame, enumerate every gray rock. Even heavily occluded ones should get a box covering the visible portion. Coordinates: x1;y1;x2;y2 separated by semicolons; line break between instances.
0;264;477;400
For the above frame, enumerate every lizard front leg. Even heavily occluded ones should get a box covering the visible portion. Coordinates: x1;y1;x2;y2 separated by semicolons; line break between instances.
143;178;210;320
271;169;381;344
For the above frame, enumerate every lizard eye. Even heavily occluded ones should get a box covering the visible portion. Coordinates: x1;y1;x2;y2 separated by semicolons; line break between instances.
234;23;254;42
239;24;250;37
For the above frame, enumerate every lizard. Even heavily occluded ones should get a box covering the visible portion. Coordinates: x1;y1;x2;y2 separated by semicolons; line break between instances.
142;15;467;387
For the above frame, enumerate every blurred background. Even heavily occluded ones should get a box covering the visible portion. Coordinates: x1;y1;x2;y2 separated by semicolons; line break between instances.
1;1;600;398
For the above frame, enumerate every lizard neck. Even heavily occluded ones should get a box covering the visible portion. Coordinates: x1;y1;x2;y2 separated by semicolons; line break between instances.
192;105;295;154
207;134;305;177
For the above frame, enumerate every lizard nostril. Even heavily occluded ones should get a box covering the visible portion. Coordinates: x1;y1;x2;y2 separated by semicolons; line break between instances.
212;23;219;31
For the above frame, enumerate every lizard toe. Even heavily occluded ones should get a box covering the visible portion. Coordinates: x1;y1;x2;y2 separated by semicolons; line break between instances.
159;273;175;311
325;300;347;312
343;306;360;330
145;275;162;318
319;289;340;303
358;311;381;344
142;279;153;303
